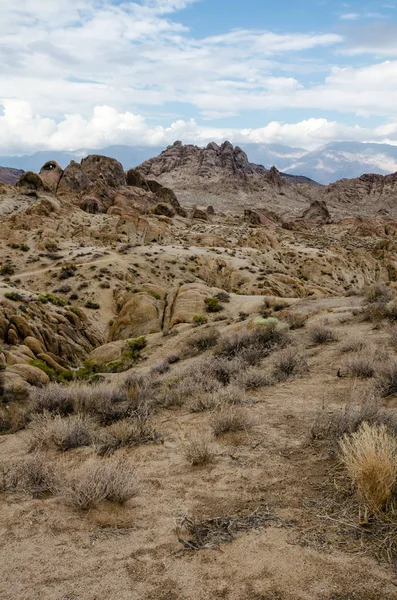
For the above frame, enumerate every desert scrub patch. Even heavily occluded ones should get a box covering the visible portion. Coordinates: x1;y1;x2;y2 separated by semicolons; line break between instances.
0;453;56;497
4;291;23;301
0;404;30;434
272;347;308;381
343;348;382;379
59;264;77;280
374;361;397;397
235;367;273;390
126;336;147;361
339;422;397;514
183;433;215;466
310;399;397;446
28;413;96;451
187;327;220;353
309;324;338;344
192;314;208;326
95;417;161;455
85;300;100;309
204;297;223;313
210;407;254;437
37;293;67;306
282;311;307;330
0;262;15;276
60;458;137;510
364;283;392;304
215;320;289;365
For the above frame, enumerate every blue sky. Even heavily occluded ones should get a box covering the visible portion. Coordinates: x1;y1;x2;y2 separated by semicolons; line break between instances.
2;0;397;153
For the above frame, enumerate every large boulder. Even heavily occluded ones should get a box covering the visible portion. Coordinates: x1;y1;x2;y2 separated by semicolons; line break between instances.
81;155;126;188
57;161;91;195
301;200;331;224
110;292;164;340
39;161;63;193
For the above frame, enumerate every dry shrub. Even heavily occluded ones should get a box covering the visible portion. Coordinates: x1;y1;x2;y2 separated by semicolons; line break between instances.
150;361;170;375
217;384;247;406
29;413;95;451
310;399;397;444
343;349;379;379
364;283;393;304
159;360;222;407
96;417;160;455
60;458;136;510
29;383;75;415
183;433;215;466
339;422;397;513
375;361;397;397
188;393;220;413
0;453;56;496
235;367;273;390
361;301;389;325
272;347;308;381
340;338;366;353
283;311;307;330
211;407;253;437
309;324;338;344
0;404;30;433
216;322;289;365
187;328;220;354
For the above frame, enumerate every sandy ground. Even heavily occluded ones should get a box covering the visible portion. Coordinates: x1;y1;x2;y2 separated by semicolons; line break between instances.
1;304;397;600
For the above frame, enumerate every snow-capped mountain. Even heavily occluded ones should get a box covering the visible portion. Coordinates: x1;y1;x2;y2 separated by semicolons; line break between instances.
283;142;397;185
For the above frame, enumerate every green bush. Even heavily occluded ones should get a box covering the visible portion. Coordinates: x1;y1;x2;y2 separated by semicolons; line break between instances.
30;359;56;381
38;293;67;306
20;244;30;252
85;300;100;309
204;297;223;313
126;336;147;361
4;291;23;302
0;263;15;276
193;315;208;326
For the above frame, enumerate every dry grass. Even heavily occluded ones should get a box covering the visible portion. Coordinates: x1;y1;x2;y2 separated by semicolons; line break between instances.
339;422;397;514
96;417;161;455
211;407;253;437
309;324;338;344
343;349;379;379
29;413;95;451
216;322;289;365
272;347;308;381
183;433;215;466
0;453;56;496
0;404;30;433
60;458;137;510
235;367;273;390
283;311;307;330
364;283;393;304
187;327;220;353
374;361;397;397
310;398;397;444
340;337;366;353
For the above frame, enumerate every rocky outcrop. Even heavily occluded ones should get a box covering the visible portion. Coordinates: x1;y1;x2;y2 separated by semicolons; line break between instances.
110;289;165;340
57;161;91;195
39;161;63;194
301;200;332;224
81;155;126;188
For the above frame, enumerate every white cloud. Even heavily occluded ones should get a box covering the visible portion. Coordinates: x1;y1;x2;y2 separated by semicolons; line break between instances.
4;100;397;154
340;13;360;20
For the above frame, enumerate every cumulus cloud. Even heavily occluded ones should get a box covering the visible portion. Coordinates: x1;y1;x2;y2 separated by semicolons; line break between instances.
3;100;397;154
2;0;397;153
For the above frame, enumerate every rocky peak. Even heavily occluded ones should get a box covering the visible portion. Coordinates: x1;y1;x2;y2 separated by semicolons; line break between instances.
138;140;257;180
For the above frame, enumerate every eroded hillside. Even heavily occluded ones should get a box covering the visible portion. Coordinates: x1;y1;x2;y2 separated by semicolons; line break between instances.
2;154;397;599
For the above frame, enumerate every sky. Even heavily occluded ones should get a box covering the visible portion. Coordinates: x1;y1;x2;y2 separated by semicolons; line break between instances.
2;0;397;154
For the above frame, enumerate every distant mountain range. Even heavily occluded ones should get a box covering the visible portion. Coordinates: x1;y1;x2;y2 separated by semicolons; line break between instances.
2;141;397;185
